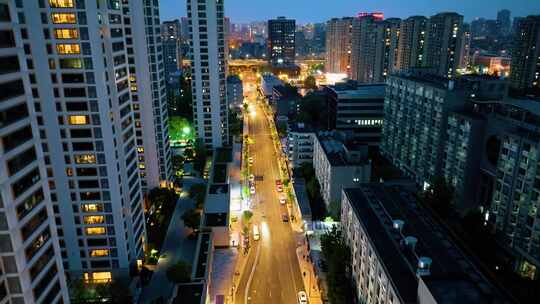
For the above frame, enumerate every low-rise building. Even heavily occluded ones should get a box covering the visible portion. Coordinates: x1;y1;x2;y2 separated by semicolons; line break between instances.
327;81;386;146
341;184;510;304
272;85;301;120
227;75;244;111
313;133;371;207
286;123;316;168
260;73;284;101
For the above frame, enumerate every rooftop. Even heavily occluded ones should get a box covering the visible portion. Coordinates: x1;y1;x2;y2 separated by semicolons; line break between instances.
343;184;509;304
293;178;312;220
329;81;386;99
174;282;205;304
316;133;368;166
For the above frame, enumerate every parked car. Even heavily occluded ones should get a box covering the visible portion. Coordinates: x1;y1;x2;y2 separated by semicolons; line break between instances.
298;291;308;304
282;213;289;222
279;195;286;205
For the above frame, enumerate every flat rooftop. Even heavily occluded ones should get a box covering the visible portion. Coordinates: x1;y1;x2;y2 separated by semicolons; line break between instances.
343;184;509;303
174;282;205;304
329;83;386;99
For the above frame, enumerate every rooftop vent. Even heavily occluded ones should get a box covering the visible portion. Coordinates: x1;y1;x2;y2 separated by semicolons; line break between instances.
417;257;432;277
403;236;418;251
392;220;404;233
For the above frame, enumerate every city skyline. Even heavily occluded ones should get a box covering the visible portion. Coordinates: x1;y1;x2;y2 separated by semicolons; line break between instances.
160;0;540;23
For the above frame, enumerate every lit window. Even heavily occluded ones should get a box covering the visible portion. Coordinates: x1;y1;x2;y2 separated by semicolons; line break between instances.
84;272;111;284
56;43;80;54
137;147;144;153
90;249;109;257
82;203;103;213
51;13;76;24
54;28;79;39
85;227;106;235
68;115;88;125
75;154;96;164
84;215;105;224
49;0;74;8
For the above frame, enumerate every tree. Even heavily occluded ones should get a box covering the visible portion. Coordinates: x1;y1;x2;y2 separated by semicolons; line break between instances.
304;75;317;90
329;200;341;221
242;210;253;224
320;226;353;304
166;260;192;283
181;208;201;231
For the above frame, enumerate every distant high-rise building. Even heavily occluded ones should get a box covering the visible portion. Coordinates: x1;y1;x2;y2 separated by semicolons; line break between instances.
396;16;427;71
350;16;400;83
268;17;296;67
181;16;190;41
423;12;464;78
9;0;171;284
162;20;182;82
460;23;472;70
325;17;354;75
0;1;69;301
188;0;229;148
509;15;540;95
497;9;511;36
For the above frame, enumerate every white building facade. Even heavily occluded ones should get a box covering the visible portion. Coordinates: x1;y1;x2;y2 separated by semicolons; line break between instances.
188;0;229;149
10;0;168;283
0;1;69;301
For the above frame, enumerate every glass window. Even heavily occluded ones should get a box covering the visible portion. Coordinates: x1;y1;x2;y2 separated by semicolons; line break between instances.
51;13;76;24
54;28;78;39
90;249;109;257
83;272;111;283
68;115;88;125
82;203;103;213
74;154;96;164
49;0;74;8
85;227;106;235
59;58;82;69
56;43;80;54
83;215;104;224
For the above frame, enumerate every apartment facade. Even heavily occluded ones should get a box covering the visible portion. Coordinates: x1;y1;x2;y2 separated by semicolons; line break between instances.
350;16;400;83
396;16;427;71
313;133;371;207
325;17;353;75
162;19;182;83
509;15;540;94
10;0;170;283
226;74;243;111
341;185;508;304
268;17;295;67
188;0;229;149
327;81;385;146
423;12;464;78
286;123;315;168
0;1;69;301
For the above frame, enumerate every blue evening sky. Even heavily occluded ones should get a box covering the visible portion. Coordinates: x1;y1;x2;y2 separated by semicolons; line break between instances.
159;0;540;23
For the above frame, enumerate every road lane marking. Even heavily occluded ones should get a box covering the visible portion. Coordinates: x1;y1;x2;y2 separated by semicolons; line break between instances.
244;222;262;304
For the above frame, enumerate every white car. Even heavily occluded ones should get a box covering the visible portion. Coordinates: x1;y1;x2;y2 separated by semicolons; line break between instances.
249;174;255;182
298;291;308;304
248;157;254;164
279;196;286;205
250;186;256;195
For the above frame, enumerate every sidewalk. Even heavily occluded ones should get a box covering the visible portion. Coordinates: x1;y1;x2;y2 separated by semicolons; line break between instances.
296;245;323;304
139;178;202;303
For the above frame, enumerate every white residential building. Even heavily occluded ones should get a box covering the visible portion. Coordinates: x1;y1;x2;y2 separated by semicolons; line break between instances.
10;0;168;283
0;1;69;301
341;184;508;303
312;133;371;207
286;123;315;168
188;0;229;149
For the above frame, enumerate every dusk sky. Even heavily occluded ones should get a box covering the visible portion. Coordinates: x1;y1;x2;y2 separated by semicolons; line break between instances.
160;0;540;23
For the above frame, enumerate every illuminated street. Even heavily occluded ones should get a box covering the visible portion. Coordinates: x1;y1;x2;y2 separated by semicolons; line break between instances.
234;76;305;304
